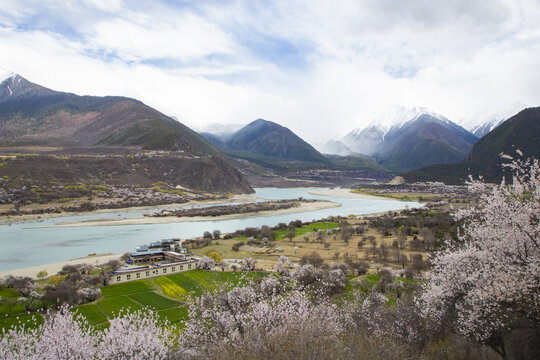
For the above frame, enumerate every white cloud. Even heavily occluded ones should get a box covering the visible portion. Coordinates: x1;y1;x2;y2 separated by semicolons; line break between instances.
0;0;539;144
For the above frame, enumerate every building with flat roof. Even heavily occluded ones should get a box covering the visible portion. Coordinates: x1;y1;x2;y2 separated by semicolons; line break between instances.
111;258;197;284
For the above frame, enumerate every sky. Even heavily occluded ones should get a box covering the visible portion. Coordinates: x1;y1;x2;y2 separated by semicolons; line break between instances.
0;0;539;144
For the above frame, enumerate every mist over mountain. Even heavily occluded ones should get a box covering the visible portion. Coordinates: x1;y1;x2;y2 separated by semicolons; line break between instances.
458;102;528;138
321;140;355;156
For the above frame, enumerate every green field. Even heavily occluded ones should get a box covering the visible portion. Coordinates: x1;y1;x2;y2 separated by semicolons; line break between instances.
70;269;268;328
127;291;179;310
0;301;26;316
0;313;43;331
72;304;108;326
274;221;340;239
101;279;154;297
0;288;19;298
157;306;188;324
97;295;143;317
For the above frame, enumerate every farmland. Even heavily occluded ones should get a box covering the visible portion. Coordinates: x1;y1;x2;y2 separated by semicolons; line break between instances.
71;269;264;328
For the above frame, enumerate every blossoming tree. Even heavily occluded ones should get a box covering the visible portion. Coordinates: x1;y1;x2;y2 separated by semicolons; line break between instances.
419;155;540;358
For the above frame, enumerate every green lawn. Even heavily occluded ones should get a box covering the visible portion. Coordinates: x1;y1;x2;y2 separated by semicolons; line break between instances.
72;304;108;326
97;295;143;317
128;291;180;310
101;279;154;297
0;313;43;331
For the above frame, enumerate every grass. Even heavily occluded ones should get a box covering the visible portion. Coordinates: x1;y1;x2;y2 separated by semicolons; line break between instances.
161;273;204;297
0;302;27;316
274;221;340;239
97;295;143;317
72;304;108;326
0;288;19;298
70;270;270;328
0;313;43;331
157;306;189;325
128;291;179;310
101;279;154;297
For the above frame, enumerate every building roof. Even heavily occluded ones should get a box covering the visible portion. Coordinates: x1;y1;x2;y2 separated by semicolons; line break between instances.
130;250;164;257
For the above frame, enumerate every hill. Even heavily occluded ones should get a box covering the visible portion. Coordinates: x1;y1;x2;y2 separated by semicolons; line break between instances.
402;107;540;183
0;71;253;195
226;119;329;163
0;72;218;155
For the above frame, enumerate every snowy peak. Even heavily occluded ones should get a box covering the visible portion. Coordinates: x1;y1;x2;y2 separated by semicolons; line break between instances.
350;106;450;138
342;106;452;155
458;102;529;138
0;67;16;84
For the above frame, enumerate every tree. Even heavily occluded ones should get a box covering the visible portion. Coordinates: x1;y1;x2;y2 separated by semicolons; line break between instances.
285;230;295;242
300;252;324;267
203;231;213;239
197;256;215;270
212;230;221;240
217;261;228;271
36;270;48;280
341;226;353;243
419;156;540;358
206;251;223;263
241;257;257;271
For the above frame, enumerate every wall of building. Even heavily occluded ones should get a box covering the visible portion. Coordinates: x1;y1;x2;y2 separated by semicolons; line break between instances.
110;260;197;284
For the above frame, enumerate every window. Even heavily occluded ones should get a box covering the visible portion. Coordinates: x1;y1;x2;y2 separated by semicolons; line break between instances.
116;276;121;282
163;268;167;274
146;271;150;277
172;267;175;272
188;264;192;269
126;274;131;280
136;273;140;278
180;265;183;270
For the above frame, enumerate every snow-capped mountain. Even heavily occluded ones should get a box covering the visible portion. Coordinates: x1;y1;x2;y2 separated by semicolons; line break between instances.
0;67;15;83
342;106;450;155
0;68;20;97
341;106;478;171
458;102;528;138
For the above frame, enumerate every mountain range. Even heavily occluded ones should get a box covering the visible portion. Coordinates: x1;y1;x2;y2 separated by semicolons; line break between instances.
402;106;540;184
0;70;218;155
1;68;536;189
0;70;252;193
340;108;478;172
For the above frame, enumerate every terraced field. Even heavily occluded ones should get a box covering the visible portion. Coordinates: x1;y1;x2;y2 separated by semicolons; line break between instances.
72;269;267;328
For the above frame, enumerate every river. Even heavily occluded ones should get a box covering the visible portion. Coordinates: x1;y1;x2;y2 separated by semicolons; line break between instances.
0;188;421;271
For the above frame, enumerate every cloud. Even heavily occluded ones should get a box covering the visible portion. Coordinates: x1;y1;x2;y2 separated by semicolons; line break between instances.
0;0;539;144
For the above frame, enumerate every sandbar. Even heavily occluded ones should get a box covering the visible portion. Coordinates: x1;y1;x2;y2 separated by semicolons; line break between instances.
308;188;392;200
0;253;121;280
43;200;341;227
0;194;257;226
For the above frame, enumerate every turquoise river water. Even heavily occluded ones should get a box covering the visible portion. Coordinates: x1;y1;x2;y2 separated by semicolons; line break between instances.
0;188;421;271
